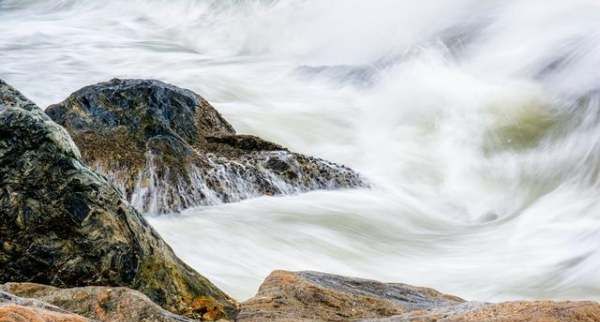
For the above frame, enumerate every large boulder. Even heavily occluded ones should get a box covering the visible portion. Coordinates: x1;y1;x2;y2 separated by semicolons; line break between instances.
238;270;600;322
46;79;365;214
0;79;238;320
1;283;195;322
237;270;464;321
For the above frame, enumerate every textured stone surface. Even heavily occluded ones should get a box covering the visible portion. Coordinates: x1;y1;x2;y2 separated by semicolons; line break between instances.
0;290;90;322
0;79;237;320
1;283;195;322
0;305;89;322
239;270;600;322
46;79;366;214
237;270;464;322
365;301;600;322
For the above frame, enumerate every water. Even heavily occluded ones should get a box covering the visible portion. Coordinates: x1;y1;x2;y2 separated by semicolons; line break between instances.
3;0;600;301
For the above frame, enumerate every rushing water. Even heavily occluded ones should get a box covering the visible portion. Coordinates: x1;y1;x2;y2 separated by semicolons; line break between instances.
3;0;600;301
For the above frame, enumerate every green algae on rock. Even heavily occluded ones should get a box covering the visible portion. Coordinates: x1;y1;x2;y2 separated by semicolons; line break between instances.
0;79;238;321
46;79;366;214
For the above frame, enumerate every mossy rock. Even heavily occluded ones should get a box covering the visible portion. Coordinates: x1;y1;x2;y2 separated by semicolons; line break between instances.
0;79;238;320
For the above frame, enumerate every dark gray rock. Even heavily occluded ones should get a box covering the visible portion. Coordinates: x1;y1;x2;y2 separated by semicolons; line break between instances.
46;79;366;214
0;79;238;321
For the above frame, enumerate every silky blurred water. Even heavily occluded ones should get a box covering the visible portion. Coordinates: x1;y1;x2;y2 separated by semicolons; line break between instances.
3;0;600;301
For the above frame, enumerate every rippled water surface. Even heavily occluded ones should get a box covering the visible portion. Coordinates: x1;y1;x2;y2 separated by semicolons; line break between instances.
3;0;600;301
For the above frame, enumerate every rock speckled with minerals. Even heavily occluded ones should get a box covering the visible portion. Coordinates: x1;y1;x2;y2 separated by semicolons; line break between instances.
0;79;238;321
238;270;600;322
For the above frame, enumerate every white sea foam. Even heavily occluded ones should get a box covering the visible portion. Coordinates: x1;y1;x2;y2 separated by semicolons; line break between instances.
2;0;600;301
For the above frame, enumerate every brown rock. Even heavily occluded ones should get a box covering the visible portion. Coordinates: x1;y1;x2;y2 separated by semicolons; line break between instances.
239;271;600;322
0;290;89;322
1;283;195;322
367;301;600;322
0;305;89;322
237;270;464;322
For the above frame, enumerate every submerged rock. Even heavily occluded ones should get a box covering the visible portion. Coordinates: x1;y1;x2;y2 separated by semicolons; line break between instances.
238;270;600;322
1;283;195;322
46;79;365;214
0;79;237;320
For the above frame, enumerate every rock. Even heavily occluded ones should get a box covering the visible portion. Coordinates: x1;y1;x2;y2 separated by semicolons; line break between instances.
238;270;600;322
46;79;365;214
0;305;90;322
237;270;464;322
0;290;90;322
1;283;196;322
364;301;600;322
0;79;238;320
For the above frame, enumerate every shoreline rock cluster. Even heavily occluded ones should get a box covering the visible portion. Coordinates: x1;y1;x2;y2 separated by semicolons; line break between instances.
0;79;237;320
1;78;599;321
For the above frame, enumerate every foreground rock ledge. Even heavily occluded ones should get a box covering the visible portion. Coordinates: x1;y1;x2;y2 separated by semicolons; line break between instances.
46;79;366;214
0;79;237;320
1;283;195;322
238;270;600;322
0;290;89;322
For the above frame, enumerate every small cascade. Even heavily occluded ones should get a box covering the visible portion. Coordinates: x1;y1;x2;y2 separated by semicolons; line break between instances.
97;150;365;215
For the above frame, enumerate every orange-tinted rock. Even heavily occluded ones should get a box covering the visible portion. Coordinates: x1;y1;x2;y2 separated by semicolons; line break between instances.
1;283;195;322
238;270;464;322
369;300;600;322
239;270;600;322
0;291;89;322
0;305;89;322
447;301;600;322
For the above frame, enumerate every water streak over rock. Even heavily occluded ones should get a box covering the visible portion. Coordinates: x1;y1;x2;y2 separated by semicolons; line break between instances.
46;79;365;214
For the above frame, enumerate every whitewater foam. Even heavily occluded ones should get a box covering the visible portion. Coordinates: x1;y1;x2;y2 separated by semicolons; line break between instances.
2;0;600;301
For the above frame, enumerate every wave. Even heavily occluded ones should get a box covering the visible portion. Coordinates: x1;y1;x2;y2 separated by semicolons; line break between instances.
3;0;600;301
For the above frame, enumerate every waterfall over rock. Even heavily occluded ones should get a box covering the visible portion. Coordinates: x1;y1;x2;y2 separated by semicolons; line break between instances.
47;79;366;214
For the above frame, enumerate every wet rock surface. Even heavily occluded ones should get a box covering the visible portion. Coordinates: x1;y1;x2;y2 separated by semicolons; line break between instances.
1;283;195;322
0;79;237;320
238;270;600;322
46;79;365;214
